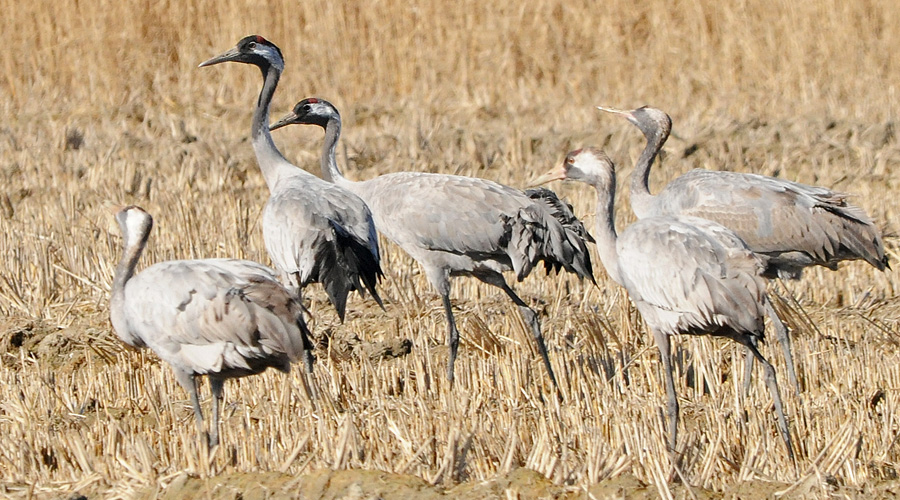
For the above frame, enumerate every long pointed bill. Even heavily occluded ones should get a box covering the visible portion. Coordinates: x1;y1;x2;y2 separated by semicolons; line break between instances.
198;46;242;68
529;163;567;187
596;105;633;117
269;112;300;132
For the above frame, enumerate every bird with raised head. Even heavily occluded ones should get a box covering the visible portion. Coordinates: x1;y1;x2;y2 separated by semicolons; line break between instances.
269;97;595;391
533;148;794;461
600;104;889;396
109;205;314;449
199;36;383;322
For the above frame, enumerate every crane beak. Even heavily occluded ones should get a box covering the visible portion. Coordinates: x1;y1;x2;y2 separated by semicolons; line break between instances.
269;111;299;132
596;105;632;117
198;47;242;68
529;163;567;187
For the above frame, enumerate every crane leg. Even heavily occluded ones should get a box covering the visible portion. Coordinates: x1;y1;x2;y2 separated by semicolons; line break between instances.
498;282;559;392
741;336;795;462
652;329;679;452
209;378;224;449
174;369;206;446
442;293;460;384
767;300;800;397
742;339;756;397
742;302;800;398
297;319;316;375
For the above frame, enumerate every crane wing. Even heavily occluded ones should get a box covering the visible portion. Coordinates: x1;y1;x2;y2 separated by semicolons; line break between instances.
617;216;767;337
263;177;384;320
356;172;528;255
657;170;887;272
264;178;379;282
123;259;309;375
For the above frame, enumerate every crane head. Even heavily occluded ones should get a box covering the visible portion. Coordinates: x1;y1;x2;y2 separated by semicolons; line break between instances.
270;98;339;131
199;35;284;72
115;206;153;250
597;105;671;142
531;147;615;187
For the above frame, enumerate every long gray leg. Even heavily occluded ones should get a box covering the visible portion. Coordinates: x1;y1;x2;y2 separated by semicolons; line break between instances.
743;339;757;397
442;293;461;383
209;378;224;449
743;301;800;398
297;317;316;375
173;369;205;444
424;267;460;384
283;272;312;320
489;278;559;391
767;300;800;396
741;335;795;462
652;329;679;452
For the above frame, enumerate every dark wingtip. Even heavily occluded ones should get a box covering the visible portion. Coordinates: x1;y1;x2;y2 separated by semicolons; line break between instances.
371;290;386;312
334;299;348;323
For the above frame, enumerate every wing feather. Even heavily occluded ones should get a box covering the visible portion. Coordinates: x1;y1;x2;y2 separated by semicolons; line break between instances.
123;259;309;376
617;217;767;337
654;170;887;274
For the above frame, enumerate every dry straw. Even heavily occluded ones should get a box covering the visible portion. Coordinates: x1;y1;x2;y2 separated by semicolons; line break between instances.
1;0;899;497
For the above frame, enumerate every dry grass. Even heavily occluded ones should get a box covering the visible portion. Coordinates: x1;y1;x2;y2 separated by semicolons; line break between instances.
1;0;900;498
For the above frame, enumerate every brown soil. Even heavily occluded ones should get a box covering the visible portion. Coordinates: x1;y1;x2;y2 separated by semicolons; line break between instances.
118;468;900;500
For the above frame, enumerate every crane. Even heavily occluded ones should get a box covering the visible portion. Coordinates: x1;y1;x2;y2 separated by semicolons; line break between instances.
269;97;595;390
601;105;889;394
533;148;794;460
199;36;383;321
109;205;314;448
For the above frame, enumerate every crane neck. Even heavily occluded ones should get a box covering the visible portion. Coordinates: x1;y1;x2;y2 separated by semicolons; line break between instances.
629;130;666;218
590;171;625;286
109;226;150;348
321;116;349;185
250;63;298;191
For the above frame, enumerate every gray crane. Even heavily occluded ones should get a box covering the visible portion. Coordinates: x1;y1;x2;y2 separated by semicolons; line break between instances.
533;148;794;460
269;97;595;389
601;105;889;394
109;205;314;448
199;36;383;321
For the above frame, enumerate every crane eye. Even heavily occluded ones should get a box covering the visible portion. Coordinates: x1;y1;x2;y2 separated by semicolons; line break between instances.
248;42;257;49
302;104;311;112
566;157;574;164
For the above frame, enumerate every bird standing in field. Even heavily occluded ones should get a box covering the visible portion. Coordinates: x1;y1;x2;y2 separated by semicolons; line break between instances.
533;148;794;460
600;105;889;394
269;97;595;390
199;36;383;321
109;206;314;448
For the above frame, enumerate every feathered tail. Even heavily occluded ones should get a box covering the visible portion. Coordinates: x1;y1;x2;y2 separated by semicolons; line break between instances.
241;276;316;373
813;192;890;271
315;220;385;322
503;188;595;284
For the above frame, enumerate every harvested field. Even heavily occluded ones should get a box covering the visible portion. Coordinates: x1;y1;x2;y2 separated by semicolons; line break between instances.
1;0;899;498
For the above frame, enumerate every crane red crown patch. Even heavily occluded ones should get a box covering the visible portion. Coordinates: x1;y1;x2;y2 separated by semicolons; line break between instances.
255;35;267;44
308;98;319;103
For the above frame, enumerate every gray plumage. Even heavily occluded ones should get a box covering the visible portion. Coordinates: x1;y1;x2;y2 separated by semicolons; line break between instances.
533;148;794;460
602;104;889;396
270;98;595;389
109;206;314;449
601;105;888;278
199;36;383;321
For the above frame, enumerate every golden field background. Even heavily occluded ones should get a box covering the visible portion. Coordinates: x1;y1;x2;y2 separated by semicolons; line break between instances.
2;0;900;497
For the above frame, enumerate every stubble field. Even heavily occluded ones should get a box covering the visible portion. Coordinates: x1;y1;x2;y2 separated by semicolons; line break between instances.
1;0;900;498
